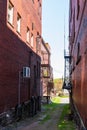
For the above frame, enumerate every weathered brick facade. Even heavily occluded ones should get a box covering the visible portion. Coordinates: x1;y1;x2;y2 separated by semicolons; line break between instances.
0;0;42;114
41;40;53;103
69;0;87;128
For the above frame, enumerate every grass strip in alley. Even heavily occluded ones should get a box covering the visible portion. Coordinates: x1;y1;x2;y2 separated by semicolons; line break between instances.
41;96;77;130
40;97;61;123
57;104;76;130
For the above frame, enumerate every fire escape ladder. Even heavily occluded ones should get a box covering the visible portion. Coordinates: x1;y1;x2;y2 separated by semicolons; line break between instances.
63;51;72;90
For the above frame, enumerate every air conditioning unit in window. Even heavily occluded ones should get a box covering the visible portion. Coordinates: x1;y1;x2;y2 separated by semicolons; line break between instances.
23;67;30;78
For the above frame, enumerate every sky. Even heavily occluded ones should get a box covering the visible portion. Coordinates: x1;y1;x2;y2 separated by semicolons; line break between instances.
42;0;69;79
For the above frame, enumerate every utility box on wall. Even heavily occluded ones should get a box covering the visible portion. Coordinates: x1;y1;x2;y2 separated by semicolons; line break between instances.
23;67;30;78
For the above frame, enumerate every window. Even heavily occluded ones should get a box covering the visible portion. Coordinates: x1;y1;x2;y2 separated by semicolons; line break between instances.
72;9;75;43
77;42;80;59
77;0;80;19
70;0;72;22
17;13;21;33
70;57;75;74
26;27;30;43
31;33;34;47
76;42;81;65
32;0;34;3
32;23;34;30
72;58;75;71
38;3;41;19
8;1;14;25
43;67;49;77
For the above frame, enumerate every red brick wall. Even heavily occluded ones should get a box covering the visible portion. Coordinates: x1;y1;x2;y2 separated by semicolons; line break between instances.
69;0;87;127
6;0;42;52
0;0;41;113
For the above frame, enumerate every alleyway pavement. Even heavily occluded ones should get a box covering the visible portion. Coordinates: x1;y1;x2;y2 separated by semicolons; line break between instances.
2;97;77;130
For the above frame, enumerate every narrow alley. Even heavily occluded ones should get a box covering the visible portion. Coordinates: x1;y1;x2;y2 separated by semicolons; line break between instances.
2;97;77;130
0;0;87;130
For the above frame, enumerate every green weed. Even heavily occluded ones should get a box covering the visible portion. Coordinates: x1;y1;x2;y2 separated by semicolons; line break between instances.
41;97;61;123
58;104;76;130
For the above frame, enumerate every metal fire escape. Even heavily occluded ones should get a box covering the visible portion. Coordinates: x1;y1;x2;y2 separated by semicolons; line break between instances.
63;50;71;90
62;14;72;90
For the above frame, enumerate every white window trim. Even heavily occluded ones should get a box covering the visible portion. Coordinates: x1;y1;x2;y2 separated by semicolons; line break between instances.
17;13;21;33
8;1;14;25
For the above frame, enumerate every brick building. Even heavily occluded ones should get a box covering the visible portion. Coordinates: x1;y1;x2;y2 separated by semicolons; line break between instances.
69;0;87;129
41;39;54;103
0;0;42;118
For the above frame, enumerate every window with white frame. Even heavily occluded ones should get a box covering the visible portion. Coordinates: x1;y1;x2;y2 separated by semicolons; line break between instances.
8;1;14;25
17;13;21;33
26;27;30;43
31;33;34;47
